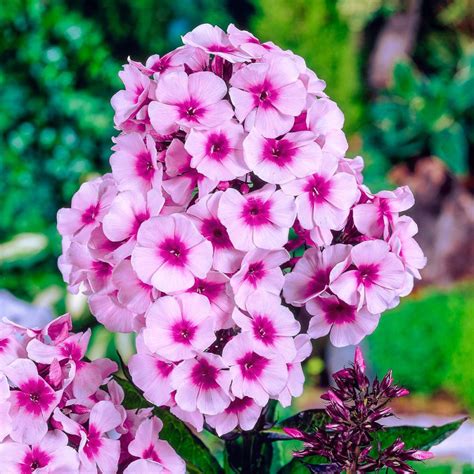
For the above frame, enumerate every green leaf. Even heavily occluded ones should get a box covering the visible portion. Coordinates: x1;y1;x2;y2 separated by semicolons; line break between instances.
431;123;468;174
278;456;329;474
263;409;331;440
114;377;223;474
371;417;468;452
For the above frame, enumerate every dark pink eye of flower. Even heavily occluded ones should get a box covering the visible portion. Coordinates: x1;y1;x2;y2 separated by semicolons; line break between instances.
238;352;268;380
0;338;9;352
83;425;102;459
171;319;197;344
306;175;331;203
159;237;189;266
142;445;161;462
92;260;113;278
60;342;82;361
190;278;222;301
245;261;265;284
205;132;231;161
306;269;330;299
201;218;231;248
262;139;295;167
242;197;271;226
136;151;155;179
252;315;276;345
226;396;253;413
191;358;220;389
322;299;356;325
357;264;379;285
156;359;174;377
17;379;56;416
179;99;203;121
23;448;50;472
82;204;99;224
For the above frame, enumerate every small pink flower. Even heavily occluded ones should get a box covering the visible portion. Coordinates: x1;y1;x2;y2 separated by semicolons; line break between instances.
131;214;213;293
307;296;380;347
89;291;137;333
111;64;150;127
205;396;262;436
128;51;184;78
222;333;288;406
218;184;296;251
110;133;163;191
281;155;359;230
187;192;244;273
57;175;116;243
353;186;415;239
278;334;312;407
230;248;289;309
232;291;300;362
0;430;79;474
172;353;231;415
4;359;61;444
330;240;406;314
243;129;322;184
185;121;248;180
227;24;274;58
182;23;246;63
283;244;351;306
0;374;12;442
149;71;233;135
186;271;234;330
125;417;185;474
0;325;26;369
230;55;306;137
143;294;215;361
54;400;122;473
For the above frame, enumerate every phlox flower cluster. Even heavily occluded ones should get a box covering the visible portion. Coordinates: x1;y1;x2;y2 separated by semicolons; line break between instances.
0;314;185;473
57;24;425;435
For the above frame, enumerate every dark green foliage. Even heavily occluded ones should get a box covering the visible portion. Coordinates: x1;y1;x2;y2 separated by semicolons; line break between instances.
364;53;474;175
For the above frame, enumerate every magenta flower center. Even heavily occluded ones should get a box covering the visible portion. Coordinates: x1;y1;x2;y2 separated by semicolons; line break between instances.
262;138;295;167
244;260;266;286
357;264;379;286
322;299;356;325
60;342;82;361
83;425;102;459
242;197;271;226
159;237;189;267
237;351;268;380
81;204;99;225
189;278;222;302
201;218;231;248
252;315;276;345
227;396;253;414
92;260;113;279
179;99;203;122
22;448;50;472
205;132;231;161
305;268;330;299
143;445;161;462
156;359;174;377
16;379;56;416
306;175;331;203
0;338;9;352
171;319;197;345
136;151;155;180
191;358;220;389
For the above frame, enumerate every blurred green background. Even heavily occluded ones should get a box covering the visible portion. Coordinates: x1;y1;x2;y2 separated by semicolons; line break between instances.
1;0;473;469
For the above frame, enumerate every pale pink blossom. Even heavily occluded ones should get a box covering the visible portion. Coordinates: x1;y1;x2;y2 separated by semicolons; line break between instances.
125;417;185;474
185;121;248;180
218;184;296;251
110;133;163;191
111;64;150;127
4;359;61;444
330;240;406;314
307;296;380;347
230;55;306;138
128;51;184;78
353;186;415;239
0;374;12;442
283;244;351;306
243;129;322;184
232;291;300;361
149;71;233;135
281;155;359;230
278;334;312;407
0;430;80;474
172;353;231;415
222;333;288;406
143;294;215;361
89;291;137;333
187;192;244;273
0;324;26;369
230;249;289;309
227;24;274;58
205;396;262;436
131;214;213;293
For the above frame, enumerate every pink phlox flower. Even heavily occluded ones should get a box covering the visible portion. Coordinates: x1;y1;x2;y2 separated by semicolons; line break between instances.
283;244;351;306
243;129;322;184
307;295;380;347
149;70;233;135
0;430;80;474
185;271;234;330
218;184;297;251
131;214;213;293
353;186;415;239
278;334;312;407
187;192;244;273
111;64;151;127
338;156;365;185
128;51;184;79
229;54;306;137
182;23;248;63
170;404;204;432
0;373;12;442
232;291;300;362
230;248;289;309
4;359;62;444
54;400;122;473
0;324;27;369
205;396;262;436
281;154;359;231
227;24;276;58
110;133;163;192
185;120;249;181
171;352;232;415
143;294;215;361
222;332;288;406
124;417;185;474
57;175;116;244
329;240;406;314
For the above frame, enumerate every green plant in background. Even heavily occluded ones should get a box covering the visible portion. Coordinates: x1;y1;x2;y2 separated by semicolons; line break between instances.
364;52;474;175
251;0;365;134
367;281;474;413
